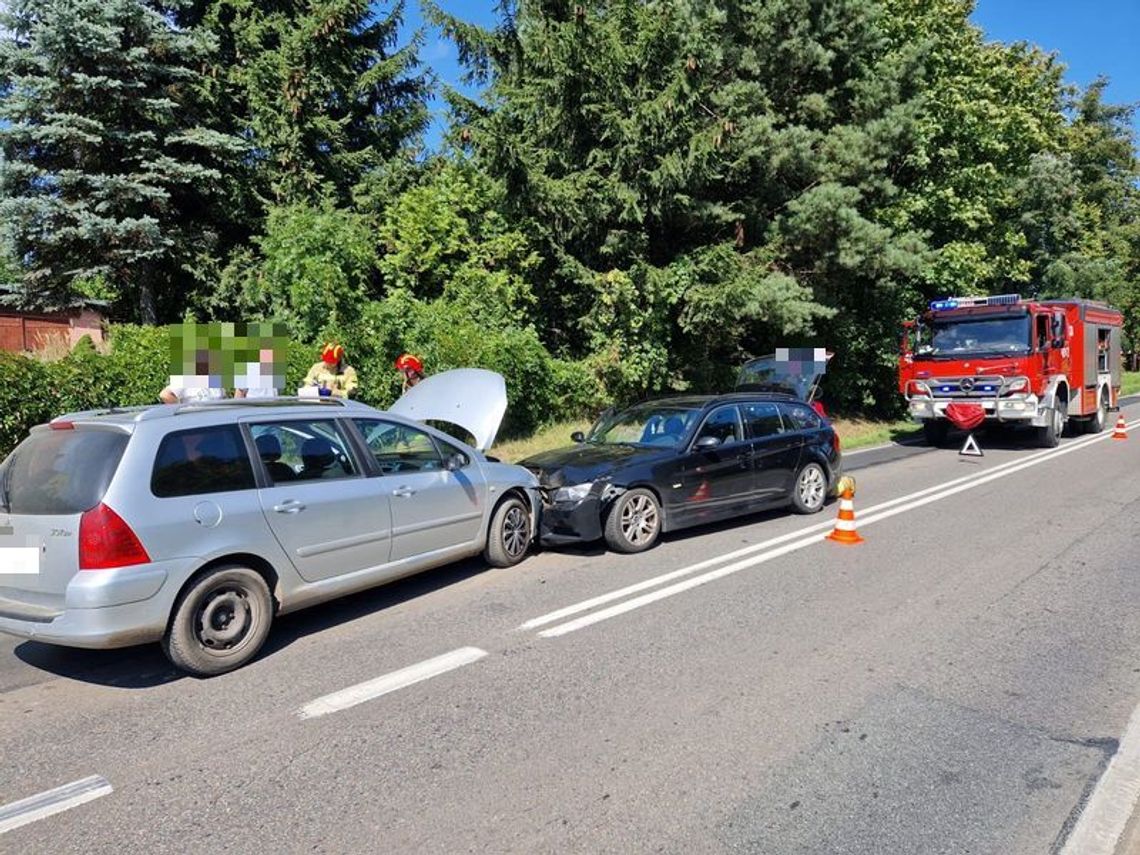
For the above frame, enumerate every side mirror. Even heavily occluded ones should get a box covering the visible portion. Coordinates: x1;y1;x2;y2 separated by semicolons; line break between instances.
571;431;586;443
695;435;721;450
444;453;466;472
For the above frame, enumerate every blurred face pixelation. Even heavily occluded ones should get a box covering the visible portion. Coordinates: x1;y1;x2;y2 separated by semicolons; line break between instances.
168;322;288;391
774;347;829;379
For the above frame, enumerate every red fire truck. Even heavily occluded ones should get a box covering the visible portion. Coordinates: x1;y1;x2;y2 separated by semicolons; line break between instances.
899;294;1123;447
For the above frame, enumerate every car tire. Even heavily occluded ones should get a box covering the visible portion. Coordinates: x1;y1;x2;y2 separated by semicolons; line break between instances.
922;420;948;447
484;496;532;568
790;462;828;514
1037;405;1064;448
603;488;662;554
163;566;274;677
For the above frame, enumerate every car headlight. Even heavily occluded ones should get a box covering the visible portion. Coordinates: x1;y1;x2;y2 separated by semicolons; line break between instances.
552;482;594;503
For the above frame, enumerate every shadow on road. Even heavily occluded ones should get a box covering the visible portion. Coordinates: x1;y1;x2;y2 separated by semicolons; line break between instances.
14;555;499;688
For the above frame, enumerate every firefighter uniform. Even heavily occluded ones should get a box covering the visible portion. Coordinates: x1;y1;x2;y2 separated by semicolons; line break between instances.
303;344;359;398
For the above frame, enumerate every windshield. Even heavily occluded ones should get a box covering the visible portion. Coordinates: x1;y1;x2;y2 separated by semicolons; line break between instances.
0;429;128;515
917;315;1031;356
587;403;702;448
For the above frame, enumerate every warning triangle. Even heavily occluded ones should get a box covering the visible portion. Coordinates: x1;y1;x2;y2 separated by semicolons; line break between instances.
959;433;983;457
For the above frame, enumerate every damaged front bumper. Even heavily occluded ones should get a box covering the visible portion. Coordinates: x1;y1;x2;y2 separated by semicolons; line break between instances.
538;494;604;545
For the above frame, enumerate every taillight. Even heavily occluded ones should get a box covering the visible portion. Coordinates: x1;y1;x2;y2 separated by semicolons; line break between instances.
79;503;151;570
49;421;75;430
832;431;841;453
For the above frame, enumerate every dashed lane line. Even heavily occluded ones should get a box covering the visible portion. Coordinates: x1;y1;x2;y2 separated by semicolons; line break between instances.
298;647;488;719
0;775;113;835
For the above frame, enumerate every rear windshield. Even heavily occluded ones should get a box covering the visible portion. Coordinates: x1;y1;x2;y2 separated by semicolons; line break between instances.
0;429;129;515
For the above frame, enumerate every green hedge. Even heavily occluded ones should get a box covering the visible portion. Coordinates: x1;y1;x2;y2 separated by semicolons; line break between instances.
0;320;602;459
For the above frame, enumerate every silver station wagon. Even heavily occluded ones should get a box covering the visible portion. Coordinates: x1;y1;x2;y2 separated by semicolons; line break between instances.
0;369;539;676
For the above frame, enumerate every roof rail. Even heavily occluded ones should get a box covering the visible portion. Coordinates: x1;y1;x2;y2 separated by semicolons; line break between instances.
171;397;370;415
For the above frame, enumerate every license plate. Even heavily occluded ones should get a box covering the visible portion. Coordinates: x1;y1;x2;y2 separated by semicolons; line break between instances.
0;547;41;575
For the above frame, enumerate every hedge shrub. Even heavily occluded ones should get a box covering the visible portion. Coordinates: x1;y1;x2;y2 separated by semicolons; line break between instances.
0;313;599;458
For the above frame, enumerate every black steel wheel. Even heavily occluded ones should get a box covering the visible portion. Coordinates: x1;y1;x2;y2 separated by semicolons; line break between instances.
163;566;273;677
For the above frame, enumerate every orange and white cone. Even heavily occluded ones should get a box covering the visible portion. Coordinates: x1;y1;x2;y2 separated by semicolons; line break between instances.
826;480;864;545
1113;414;1128;440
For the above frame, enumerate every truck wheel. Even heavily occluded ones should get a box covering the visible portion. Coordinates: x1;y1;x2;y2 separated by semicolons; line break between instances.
922;420;948;447
163;566;274;677
603;488;661;553
1037;406;1064;448
1085;391;1108;434
484;496;532;568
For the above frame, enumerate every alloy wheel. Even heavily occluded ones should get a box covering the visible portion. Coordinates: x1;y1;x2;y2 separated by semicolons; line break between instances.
621;494;659;545
502;505;530;558
798;465;826;511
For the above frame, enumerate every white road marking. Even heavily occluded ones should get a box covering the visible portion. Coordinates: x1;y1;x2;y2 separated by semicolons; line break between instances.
1060;702;1140;855
535;418;1140;638
0;775;112;835
520;426;1123;631
298;647;488;719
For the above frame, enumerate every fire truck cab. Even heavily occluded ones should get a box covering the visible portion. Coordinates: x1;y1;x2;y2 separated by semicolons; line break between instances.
899;294;1123;448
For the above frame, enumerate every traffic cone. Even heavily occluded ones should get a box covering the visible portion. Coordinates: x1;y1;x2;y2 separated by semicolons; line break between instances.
826;484;864;545
1113;414;1128;440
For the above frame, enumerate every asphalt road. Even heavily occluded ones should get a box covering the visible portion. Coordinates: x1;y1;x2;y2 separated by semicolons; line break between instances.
4;406;1140;853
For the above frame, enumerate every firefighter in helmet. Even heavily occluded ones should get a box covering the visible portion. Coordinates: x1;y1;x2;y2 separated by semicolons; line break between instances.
303;342;359;398
395;353;426;394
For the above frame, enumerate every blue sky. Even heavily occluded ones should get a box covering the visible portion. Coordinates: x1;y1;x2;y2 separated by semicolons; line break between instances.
396;0;1140;150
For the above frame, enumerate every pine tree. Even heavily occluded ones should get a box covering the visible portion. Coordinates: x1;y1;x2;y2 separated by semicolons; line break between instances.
432;0;929;403
0;0;245;322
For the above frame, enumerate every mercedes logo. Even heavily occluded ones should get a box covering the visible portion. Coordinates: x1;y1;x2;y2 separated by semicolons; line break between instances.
960;377;975;391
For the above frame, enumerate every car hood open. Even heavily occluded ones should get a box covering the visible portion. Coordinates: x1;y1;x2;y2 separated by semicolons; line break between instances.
388;368;507;453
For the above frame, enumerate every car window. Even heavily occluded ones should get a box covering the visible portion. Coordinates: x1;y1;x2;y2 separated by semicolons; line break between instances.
695;406;743;446
248;420;358;484
152;425;256;498
434;437;471;469
354;419;445;474
781;402;823;431
742;402;785;438
1;429;129;514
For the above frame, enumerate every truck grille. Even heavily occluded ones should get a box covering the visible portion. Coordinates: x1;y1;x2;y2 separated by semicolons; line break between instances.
929;376;1005;397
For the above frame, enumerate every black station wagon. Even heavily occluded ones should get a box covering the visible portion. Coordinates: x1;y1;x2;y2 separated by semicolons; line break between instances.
521;391;843;554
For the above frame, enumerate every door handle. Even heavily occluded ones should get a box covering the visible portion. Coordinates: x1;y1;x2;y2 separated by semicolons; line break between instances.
392;486;416;498
273;500;306;514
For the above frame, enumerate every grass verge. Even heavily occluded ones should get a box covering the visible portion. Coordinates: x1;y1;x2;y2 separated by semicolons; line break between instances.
492;416;919;462
1122;371;1140;397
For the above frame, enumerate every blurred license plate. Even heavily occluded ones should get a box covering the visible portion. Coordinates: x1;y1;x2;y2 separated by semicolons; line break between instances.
0;547;40;575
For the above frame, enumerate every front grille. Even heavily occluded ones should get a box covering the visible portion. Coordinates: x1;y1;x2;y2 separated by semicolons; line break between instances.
929;376;1005;398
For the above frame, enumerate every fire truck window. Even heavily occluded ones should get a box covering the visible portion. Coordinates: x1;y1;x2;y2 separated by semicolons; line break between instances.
1052;313;1065;346
1036;315;1049;350
1098;329;1111;372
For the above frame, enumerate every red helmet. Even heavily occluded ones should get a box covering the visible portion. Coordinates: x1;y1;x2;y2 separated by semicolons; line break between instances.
395;353;423;374
321;343;345;365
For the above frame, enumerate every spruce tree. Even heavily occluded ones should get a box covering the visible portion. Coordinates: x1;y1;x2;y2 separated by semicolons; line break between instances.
0;0;245;322
184;0;430;204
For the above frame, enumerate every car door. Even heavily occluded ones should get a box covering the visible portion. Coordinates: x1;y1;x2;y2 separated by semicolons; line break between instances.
741;401;803;498
250;418;392;583
352;418;486;562
676;405;754;524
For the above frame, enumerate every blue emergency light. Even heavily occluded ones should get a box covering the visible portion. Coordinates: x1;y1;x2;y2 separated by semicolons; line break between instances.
929;293;1021;311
